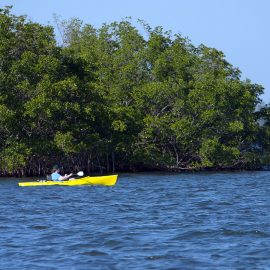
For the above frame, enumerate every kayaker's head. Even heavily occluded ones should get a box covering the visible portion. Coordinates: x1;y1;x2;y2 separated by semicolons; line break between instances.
52;164;60;173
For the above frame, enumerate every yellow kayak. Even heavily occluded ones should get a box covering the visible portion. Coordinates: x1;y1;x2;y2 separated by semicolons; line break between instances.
18;175;118;187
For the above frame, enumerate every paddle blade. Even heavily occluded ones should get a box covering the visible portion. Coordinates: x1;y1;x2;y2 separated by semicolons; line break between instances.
77;171;84;176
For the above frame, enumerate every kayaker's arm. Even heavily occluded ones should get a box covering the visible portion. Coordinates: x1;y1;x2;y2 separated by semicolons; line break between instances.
59;173;73;181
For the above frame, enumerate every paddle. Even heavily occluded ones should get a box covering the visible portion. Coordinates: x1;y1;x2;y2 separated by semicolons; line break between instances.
65;171;84;180
72;171;84;177
45;171;84;181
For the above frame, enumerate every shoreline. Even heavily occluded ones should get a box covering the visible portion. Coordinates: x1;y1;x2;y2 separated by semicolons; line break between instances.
0;167;269;178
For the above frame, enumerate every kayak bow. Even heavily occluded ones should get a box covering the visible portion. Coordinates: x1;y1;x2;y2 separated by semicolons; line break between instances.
18;175;118;187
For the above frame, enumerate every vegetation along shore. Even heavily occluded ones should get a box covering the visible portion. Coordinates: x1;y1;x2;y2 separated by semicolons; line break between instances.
1;6;270;176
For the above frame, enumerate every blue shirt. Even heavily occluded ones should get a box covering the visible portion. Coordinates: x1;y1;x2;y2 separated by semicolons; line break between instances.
51;172;61;181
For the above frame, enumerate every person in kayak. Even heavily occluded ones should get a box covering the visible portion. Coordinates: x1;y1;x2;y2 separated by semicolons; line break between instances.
51;165;72;181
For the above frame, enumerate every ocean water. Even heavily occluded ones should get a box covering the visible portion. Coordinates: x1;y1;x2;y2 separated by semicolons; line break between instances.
1;172;270;269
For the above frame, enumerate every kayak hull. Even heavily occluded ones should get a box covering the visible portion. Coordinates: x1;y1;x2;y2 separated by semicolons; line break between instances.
18;175;118;187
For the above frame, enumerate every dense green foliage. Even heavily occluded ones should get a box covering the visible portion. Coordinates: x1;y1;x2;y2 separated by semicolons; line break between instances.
0;7;269;176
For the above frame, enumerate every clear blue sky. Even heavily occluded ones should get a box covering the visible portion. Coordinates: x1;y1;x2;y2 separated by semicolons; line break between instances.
1;0;270;102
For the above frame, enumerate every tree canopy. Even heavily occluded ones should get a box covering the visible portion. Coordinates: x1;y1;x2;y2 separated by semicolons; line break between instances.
0;7;268;176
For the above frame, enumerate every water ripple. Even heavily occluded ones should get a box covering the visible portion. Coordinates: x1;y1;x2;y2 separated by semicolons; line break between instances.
1;172;270;269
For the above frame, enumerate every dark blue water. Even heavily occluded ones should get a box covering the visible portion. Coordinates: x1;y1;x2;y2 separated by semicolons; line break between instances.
1;172;270;269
